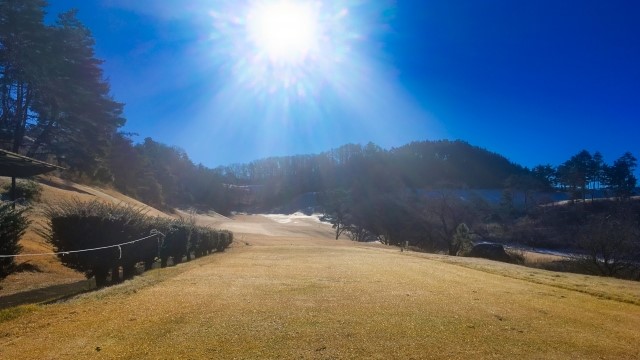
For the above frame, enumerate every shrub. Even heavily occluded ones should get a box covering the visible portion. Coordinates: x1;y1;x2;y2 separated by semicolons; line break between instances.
572;213;640;278
505;248;526;265
42;200;158;287
49;215;125;287
1;179;42;202
452;223;473;256
217;230;233;252
209;231;220;254
193;227;216;258
41;199;234;287
159;223;189;267
0;203;29;280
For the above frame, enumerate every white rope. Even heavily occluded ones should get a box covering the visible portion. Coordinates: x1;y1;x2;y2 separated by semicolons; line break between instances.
0;231;161;258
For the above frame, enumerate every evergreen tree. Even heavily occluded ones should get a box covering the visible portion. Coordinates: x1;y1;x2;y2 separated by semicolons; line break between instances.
0;0;49;152
604;152;637;199
34;10;124;174
0;202;29;279
557;150;593;201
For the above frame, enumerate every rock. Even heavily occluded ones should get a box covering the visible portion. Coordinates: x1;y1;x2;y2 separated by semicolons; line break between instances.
468;243;511;262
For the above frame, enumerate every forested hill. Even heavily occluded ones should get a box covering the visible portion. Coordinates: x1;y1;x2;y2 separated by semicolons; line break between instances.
219;140;525;190
215;140;528;210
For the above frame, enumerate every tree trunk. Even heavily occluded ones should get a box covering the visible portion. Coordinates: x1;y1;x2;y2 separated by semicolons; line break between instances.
11;85;31;153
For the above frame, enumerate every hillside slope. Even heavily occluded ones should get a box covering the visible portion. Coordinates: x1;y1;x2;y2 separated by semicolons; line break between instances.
0;176;173;297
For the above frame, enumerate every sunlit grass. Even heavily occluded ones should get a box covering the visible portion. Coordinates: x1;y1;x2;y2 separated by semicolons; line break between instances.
0;304;39;324
1;235;639;359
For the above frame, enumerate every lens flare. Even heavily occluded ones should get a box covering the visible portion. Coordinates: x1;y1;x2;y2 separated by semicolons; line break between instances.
246;1;320;64
190;0;438;162
209;0;356;98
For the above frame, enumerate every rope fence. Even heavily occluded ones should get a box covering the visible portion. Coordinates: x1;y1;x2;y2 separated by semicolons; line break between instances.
0;230;165;259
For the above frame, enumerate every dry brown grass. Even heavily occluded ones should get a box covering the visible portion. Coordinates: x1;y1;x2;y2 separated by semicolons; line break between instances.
1;180;640;359
1;228;640;359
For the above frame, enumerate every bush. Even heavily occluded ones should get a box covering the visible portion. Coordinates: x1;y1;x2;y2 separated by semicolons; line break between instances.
0;202;29;280
217;230;233;252
572;212;640;278
193;227;216;258
210;231;218;254
42;200;156;287
41;199;234;287
159;223;189;267
1;179;42;202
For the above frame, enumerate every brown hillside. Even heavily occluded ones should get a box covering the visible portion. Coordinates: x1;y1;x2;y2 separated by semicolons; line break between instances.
0;176;173;298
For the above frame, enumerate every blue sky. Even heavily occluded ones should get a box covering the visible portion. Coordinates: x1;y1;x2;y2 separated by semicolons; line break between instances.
48;1;640;170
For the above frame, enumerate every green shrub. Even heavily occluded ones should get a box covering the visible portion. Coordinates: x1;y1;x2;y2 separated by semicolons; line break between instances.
41;199;234;286
207;230;219;254
452;223;473;256
42;200;158;287
217;231;233;252
0;203;29;280
159;223;189;267
2;179;42;202
193;227;216;258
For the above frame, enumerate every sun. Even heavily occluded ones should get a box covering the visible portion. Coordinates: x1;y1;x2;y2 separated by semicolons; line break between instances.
246;1;320;64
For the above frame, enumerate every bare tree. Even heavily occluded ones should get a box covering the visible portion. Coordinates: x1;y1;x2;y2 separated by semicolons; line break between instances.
573;211;640;278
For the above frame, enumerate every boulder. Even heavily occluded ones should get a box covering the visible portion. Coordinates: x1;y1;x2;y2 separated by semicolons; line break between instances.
468;243;511;262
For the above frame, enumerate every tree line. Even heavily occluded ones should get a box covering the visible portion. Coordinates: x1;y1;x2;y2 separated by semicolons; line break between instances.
318;148;639;279
532;150;637;200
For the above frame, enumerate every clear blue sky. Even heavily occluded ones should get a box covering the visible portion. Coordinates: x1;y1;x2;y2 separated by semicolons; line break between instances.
47;1;640;170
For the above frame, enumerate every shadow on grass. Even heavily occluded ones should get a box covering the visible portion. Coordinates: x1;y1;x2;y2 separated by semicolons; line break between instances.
0;279;95;310
38;177;93;196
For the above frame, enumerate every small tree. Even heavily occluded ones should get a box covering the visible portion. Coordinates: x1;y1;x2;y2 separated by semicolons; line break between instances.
451;223;473;256
573;212;640;278
1;179;42;202
0;203;29;279
319;190;350;240
557;150;594;201
604;152;637;200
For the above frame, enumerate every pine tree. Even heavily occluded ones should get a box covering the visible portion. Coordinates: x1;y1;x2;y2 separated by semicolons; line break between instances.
0;0;49;152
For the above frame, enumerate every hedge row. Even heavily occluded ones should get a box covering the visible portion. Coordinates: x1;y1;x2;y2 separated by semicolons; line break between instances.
42;200;233;287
